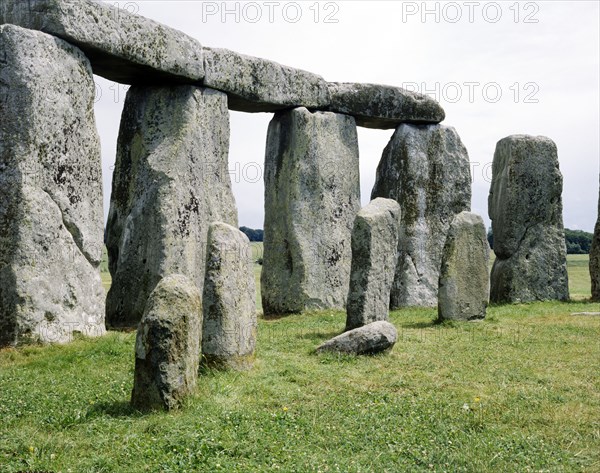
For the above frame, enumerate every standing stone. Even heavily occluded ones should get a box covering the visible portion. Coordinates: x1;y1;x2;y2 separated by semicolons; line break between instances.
489;135;569;303
589;179;600;301
262;107;361;315
106;86;237;328
0;25;105;346
438;212;490;321
345;198;401;331
131;275;202;411
371;124;471;308
202;223;257;370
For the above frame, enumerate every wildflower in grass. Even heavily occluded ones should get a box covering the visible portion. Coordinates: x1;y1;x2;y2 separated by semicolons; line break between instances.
28;446;34;453
462;403;470;411
283;406;288;412
474;397;481;403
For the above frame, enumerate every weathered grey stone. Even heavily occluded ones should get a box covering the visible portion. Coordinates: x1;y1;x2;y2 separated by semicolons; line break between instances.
327;82;445;129
316;321;398;355
262;107;361;315
489;135;569;303
202;223;257;370
0;0;204;84
438;212;490;321
590;182;600;301
371;124;471;308
131;275;202;411
345;198;401;331
203;47;330;113
0;25;105;347
106;86;237;328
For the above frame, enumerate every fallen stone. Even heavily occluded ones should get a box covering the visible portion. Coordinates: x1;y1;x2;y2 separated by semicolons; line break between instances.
131;275;202;411
262;107;361;315
571;312;600;316
105;85;237;328
345;198;401;331
590;181;600;301
327;82;445;129
438;212;490;321
0;0;204;84
202;223;257;371
0;25;105;347
371;124;472;308
316;321;398;355
489;135;569;303
203;47;330;113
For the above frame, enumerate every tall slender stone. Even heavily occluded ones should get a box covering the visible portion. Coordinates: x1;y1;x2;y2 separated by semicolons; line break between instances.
262;107;360;315
106;86;237;328
345;198;401;331
0;25;105;346
489;135;569;303
371;124;472;308
438;212;490;321
202;223;257;370
589;179;600;301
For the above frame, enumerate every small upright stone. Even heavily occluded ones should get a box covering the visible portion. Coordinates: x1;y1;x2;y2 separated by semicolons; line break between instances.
345;198;401;331
590;182;600;301
371;124;472;308
438;212;490;321
131;275;202;411
202;223;257;371
262;107;361;315
489;135;569;303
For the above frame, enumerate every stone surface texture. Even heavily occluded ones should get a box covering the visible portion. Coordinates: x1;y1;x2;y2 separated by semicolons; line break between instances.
202;223;257;370
105;85;237;328
327;82;445;129
0;0;204;84
371;124;471;308
0;25;105;347
316;321;398;355
345;198;401;331
131;275;202;411
203;47;330;113
262;107;361;315
591;183;600;301
438;212;490;321
489;135;569;303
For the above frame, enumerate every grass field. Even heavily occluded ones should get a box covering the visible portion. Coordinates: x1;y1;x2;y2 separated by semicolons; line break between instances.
4;251;597;472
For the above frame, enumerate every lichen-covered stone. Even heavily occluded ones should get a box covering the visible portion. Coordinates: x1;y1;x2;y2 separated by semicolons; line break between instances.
316;321;398;355
106;86;237;328
591;184;600;301
0;25;105;347
345;198;401;331
371;124;471;308
131;275;202;411
438;212;490;321
202;223;257;370
327;82;445;129
489;135;569;303
262;107;361;315
0;0;204;84
203;47;330;112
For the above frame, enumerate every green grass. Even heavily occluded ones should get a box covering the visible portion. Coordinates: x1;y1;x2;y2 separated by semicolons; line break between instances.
9;250;595;471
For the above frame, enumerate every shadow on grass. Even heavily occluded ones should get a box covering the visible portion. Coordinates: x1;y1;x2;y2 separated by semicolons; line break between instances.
398;319;441;329
90;400;145;419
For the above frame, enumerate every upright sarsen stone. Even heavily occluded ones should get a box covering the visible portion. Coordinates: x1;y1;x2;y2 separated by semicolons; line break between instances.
371;124;471;308
438;212;490;321
591;182;600;301
262;107;360;315
0;25;105;346
345;198;401;331
202;223;257;371
106;86;237;328
489;135;569;303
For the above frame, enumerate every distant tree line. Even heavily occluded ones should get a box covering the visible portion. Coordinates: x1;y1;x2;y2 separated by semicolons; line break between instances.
487;227;593;254
240;226;264;242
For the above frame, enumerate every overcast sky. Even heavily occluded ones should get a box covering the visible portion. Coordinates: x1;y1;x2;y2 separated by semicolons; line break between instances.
94;0;600;232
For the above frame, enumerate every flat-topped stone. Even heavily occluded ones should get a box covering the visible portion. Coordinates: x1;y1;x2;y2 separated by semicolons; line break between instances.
327;82;445;129
203;47;330;113
0;0;204;84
